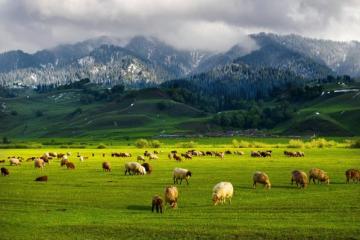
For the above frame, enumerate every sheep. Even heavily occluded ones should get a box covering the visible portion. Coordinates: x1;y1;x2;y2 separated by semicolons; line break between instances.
0;160;6;163
1;167;9;176
137;156;145;162
309;168;330;184
79;156;84;162
164;186;178;208
184;153;192;160
234;151;244;155
148;153;158;160
65;162;75;170
253;171;271;189
251;151;261;157
102;162;111;172
60;158;69;167
34;159;45;169
173;155;182;162
215;152;224;159
9;158;21;166
141;162;152;174
154;150;159;154
345;169;360;183
173;168;192;185
124;162;145;175
212;182;234;205
48;152;57;157
35;176;48;182
291;170;308;188
168;153;173;160
225;150;232;154
152;195;163;213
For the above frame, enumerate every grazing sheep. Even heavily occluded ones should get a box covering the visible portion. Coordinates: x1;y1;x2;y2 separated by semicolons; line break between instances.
124;162;145;175
345;169;360;183
65;162;75;170
35;176;48;182
212;182;234;205
102;162;111;172
225;150;232;154
152;195;163;213
206;151;213;156
251;151;261;157
260;150;272;157
34;159;45;169
57;153;65;159
48;152;57;157
173;155;182;162
309;168;330;184
173;168;192;185
0;160;6;163
60;158;69;167
148;153;158;160
164;186;178;208
215;152;224;159
168;153;173;160
1;167;9;176
291;170;308;188
184;153;192;160
9;158;21;166
141;162;152;174
137;156;145;162
253;171;271;189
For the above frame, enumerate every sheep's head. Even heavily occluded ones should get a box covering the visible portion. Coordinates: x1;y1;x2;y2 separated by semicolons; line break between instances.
212;194;220;205
266;181;271;189
186;171;192;178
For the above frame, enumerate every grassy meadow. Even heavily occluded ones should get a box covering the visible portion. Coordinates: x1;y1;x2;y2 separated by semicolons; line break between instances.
0;142;360;240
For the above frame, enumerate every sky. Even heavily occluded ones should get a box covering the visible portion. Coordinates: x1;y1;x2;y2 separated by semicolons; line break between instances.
0;0;360;53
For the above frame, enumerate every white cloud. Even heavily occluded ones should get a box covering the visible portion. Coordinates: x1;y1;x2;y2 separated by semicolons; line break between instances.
0;0;360;53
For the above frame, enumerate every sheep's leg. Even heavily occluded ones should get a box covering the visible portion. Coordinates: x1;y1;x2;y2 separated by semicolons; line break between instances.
180;178;182;185
253;181;256;189
186;178;189;185
152;203;155;212
160;205;163;214
173;177;176;184
156;204;159;213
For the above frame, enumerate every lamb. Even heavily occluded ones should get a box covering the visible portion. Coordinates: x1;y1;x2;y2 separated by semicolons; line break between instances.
309;168;330;184
173;168;192;185
291;170;308;188
65;162;75;170
212;182;233;205
9;158;21;166
152;195;163;213
345;169;360;183
1;167;9;176
253;171;271;189
124;162;146;175
102;162;111;172
137;156;145;162
141;162;152;174
35;176;48;182
34;158;45;169
164;186;178;208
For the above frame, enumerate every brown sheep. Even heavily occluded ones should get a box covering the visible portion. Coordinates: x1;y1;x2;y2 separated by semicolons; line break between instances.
66;162;75;170
0;160;5;163
35;176;48;182
164;186;178;208
309;168;330;184
34;159;45;169
291;170;308;188
173;155;182;162
251;151;261;157
345;169;360;183
1;167;9;176
151;195;163;213
141;162;152;174
102;162;111;172
137;156;145;162
253;171;271;189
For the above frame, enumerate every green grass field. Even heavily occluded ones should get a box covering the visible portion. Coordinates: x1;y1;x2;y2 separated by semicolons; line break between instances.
1;146;360;239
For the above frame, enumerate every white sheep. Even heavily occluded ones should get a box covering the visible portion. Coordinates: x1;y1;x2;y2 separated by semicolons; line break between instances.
124;162;144;175
212;182;233;205
34;158;45;169
173;168;192;185
9;158;21;166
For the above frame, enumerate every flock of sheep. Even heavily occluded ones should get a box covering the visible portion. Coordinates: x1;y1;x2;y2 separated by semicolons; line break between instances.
1;149;360;214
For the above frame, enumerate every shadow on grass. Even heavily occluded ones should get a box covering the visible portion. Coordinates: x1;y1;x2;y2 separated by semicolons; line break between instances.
127;205;150;211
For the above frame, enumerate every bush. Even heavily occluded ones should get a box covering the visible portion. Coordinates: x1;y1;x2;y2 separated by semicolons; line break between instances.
97;143;107;149
149;140;161;148
251;141;269;148
287;139;305;148
177;141;197;148
349;139;360;148
135;139;149;148
237;140;250;148
306;138;337;148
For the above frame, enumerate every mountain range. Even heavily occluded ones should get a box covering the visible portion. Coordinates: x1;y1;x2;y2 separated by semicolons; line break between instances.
0;33;359;90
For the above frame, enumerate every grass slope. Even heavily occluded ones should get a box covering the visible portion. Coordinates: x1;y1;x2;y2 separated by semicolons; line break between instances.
0;147;360;239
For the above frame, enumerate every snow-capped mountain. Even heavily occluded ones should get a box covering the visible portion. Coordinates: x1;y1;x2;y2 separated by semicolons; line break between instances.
0;33;359;89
